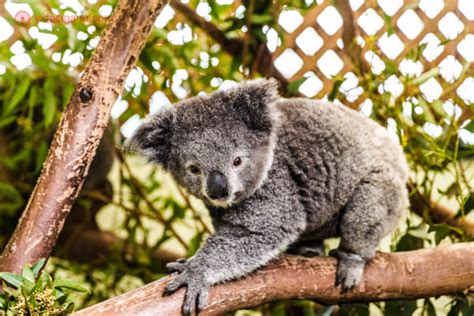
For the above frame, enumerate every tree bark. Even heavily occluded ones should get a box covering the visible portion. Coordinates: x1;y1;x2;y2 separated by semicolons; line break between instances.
0;0;168;273
74;243;474;315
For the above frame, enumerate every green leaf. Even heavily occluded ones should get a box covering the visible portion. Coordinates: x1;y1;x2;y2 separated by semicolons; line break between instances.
384;60;398;76
34;142;49;174
328;78;343;101
4;78;31;115
43;90;57;128
21;267;35;283
428;224;457;245
287;77;306;95
0;272;25;288
30;258;46;277
396;233;424;251
338;303;369;316
424;298;436;316
0;115;16;129
459;194;474;216
0;181;23;214
52;288;66;300
53;279;90;294
385;300;417;316
250;14;273;25
41;270;53;288
20;279;35;295
463;120;474;133
187;231;204;257
383;14;395;36
62;82;75;106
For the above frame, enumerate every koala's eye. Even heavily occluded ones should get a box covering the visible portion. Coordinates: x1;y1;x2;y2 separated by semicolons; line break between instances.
188;164;201;175
233;157;242;167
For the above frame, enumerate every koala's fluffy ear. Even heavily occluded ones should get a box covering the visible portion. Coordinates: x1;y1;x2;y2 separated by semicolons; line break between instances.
233;78;280;132
123;108;174;167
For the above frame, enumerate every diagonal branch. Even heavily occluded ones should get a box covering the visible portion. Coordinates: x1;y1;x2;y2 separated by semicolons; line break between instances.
0;0;169;274
169;0;291;93
73;243;474;315
334;0;369;75
409;184;474;237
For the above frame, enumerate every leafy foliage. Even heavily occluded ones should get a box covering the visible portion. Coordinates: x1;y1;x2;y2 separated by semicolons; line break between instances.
0;259;89;315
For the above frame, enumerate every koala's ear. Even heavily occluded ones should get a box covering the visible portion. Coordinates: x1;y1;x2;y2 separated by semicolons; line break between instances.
233;78;280;132
123;108;174;167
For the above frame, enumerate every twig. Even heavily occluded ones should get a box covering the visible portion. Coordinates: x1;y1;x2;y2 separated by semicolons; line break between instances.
115;150;189;250
176;187;213;234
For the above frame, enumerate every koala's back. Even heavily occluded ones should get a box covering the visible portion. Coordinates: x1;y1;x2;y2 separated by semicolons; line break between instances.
272;98;409;238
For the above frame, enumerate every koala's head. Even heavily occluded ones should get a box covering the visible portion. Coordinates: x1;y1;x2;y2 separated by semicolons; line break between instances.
124;79;280;208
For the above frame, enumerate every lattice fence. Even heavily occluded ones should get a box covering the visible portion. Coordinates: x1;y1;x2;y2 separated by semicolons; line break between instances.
272;0;474;108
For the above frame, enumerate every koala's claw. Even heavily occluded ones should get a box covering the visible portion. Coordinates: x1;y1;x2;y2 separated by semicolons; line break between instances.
163;270;209;316
166;259;188;274
330;249;365;293
335;267;359;293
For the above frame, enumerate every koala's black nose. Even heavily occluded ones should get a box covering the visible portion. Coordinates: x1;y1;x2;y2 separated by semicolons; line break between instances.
207;171;228;199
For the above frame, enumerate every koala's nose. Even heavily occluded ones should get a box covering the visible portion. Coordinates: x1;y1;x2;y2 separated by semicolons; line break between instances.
206;171;228;199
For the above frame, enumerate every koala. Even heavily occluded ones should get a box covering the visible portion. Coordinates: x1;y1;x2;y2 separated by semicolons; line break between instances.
125;79;409;316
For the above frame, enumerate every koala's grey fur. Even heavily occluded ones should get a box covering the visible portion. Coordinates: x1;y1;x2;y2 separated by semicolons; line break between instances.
125;79;409;316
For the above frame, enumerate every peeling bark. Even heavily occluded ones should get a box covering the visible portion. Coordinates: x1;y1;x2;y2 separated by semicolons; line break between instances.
0;0;168;273
74;243;474;315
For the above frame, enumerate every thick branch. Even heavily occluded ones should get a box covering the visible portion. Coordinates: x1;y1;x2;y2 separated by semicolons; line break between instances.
74;243;474;315
0;0;168;273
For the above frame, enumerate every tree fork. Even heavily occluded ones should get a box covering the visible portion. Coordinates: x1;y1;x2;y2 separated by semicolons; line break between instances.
0;0;168;273
74;243;474;315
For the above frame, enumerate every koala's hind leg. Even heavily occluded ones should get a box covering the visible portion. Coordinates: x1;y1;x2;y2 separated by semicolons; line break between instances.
332;171;406;292
287;239;324;257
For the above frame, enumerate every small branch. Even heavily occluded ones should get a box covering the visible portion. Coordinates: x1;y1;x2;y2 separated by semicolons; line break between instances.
169;0;292;94
73;243;474;315
58;226;182;266
169;0;242;54
334;0;368;75
0;0;169;273
408;183;474;237
176;187;213;234
116;150;189;249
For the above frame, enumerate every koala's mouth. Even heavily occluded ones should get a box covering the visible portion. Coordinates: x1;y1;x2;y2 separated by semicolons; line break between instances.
208;197;232;208
207;191;244;208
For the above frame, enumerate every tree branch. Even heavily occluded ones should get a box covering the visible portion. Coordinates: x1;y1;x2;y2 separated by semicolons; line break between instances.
58;226;182;266
74;243;474;315
334;0;369;75
408;183;474;237
0;0;168;273
169;0;291;93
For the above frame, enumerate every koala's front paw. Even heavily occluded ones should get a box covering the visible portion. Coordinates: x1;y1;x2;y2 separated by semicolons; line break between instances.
163;268;209;316
329;249;365;293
